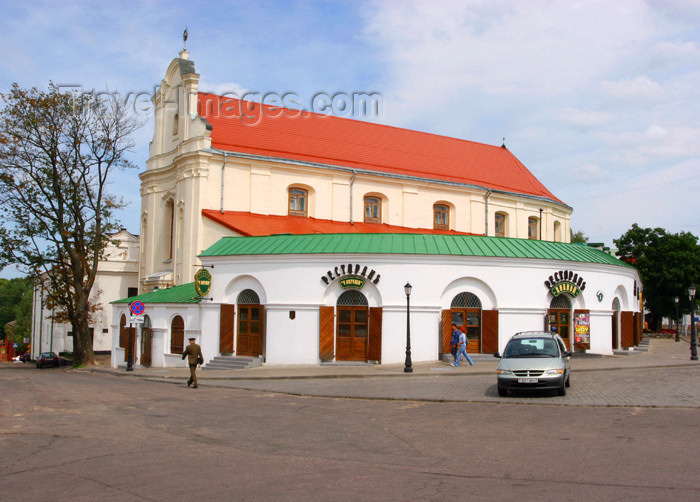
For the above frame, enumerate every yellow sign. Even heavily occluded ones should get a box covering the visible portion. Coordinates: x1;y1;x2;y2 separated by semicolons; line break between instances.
550;281;581;298
339;276;365;289
194;268;212;297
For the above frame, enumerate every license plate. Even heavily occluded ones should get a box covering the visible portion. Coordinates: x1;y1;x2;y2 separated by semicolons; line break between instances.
518;378;538;383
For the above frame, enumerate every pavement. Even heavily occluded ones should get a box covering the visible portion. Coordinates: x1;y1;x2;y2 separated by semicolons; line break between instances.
71;336;700;407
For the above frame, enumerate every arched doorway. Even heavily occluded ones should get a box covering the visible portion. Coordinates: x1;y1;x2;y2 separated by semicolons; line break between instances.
611;298;621;350
547;296;571;349
336;290;369;361
451;292;481;353
119;314;135;363
140;315;152;367
236;289;264;357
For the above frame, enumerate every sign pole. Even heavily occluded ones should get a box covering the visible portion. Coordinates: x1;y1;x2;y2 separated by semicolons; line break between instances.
127;301;145;372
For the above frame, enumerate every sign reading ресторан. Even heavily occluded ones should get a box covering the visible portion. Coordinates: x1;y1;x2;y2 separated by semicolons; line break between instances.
321;263;380;286
544;269;586;298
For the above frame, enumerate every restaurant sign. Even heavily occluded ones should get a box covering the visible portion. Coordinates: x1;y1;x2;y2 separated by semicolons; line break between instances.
544;270;586;298
321;263;380;286
194;268;212;297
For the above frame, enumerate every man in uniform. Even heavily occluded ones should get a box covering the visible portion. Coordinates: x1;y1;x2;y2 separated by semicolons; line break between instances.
182;337;203;388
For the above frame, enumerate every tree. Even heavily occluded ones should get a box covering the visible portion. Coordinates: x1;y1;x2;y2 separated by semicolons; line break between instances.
0;83;140;366
614;224;700;330
570;230;588;243
0;277;31;340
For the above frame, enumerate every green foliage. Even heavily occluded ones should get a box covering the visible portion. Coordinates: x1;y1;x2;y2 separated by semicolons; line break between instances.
614;224;700;325
0;278;32;351
570;230;589;243
0;83;140;365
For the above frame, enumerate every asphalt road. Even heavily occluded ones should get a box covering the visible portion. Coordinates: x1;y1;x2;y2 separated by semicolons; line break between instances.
2;364;699;501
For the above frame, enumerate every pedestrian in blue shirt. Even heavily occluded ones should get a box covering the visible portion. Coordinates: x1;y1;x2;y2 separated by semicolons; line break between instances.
454;326;474;367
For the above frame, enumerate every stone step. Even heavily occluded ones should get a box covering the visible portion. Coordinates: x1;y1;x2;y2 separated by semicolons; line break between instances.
202;356;262;370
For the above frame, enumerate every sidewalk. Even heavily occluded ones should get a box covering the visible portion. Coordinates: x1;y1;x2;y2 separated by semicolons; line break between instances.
85;337;698;381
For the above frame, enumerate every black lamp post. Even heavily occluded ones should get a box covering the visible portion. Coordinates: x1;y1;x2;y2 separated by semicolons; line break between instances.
690;286;697;361
675;296;680;343
404;282;413;373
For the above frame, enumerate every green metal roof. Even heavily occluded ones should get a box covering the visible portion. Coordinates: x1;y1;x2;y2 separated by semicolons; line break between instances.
200;233;632;268
112;282;202;304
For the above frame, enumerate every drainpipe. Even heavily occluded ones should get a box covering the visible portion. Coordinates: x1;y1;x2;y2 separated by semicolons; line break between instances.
484;189;492;236
349;170;356;225
220;152;228;213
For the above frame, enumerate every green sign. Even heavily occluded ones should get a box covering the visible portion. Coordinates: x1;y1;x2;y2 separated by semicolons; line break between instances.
550;281;581;298
194;268;212;297
339;276;365;289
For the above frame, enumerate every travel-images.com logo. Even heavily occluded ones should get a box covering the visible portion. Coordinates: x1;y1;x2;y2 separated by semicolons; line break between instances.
58;85;384;125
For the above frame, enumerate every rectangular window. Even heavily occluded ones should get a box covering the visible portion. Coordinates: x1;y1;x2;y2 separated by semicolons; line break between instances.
364;197;381;223
528;217;538;240
289;188;308;217
434;204;449;230
495;214;505;237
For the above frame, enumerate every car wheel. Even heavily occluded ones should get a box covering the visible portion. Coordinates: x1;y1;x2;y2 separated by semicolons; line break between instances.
565;374;571;388
557;381;566;396
497;386;508;397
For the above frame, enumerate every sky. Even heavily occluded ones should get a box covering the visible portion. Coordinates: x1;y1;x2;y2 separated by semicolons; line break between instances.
2;0;700;278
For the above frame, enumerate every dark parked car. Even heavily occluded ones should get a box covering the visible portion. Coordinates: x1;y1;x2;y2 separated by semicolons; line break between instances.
36;352;60;368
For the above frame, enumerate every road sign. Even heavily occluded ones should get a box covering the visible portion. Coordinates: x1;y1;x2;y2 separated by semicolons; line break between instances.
130;316;145;324
130;301;145;316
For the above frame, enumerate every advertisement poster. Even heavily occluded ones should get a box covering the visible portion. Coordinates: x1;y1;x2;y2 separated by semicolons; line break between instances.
574;312;590;344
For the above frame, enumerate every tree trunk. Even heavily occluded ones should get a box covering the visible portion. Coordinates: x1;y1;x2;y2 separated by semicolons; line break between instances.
72;302;96;366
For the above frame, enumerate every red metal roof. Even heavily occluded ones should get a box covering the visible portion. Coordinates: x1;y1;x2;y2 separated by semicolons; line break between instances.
197;93;564;204
202;210;478;237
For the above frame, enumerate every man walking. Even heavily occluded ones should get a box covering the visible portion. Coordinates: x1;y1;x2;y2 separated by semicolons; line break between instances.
454;326;474;367
182;337;203;388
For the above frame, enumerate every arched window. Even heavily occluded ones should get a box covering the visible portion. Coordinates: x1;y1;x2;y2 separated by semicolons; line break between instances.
434;204;449;230
237;289;260;304
495;213;506;237
451;292;482;309
364;196;381;223
170;315;184;354
528;217;539;240
289;188;308;217
553;221;562;242
338;290;369;306
172;113;179;135
165;199;174;260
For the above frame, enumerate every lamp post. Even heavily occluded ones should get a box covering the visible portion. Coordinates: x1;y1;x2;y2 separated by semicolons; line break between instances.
404;282;413;373
690;286;697;361
675;296;680;343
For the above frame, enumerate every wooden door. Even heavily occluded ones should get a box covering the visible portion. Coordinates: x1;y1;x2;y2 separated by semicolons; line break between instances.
481;309;499;354
612;311;619;349
451;309;481;352
236;305;264;357
621;311;634;348
319;306;335;361
441;310;452;355
220;304;235;354
140;326;152;367
336;306;368;361
547;309;571;349
368;307;382;362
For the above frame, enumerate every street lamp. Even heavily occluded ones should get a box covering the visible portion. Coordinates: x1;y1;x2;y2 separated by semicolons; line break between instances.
690;286;697;361
404;282;413;373
675;296;680;343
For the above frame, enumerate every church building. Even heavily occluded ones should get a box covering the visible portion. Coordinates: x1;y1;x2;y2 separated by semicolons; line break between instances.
111;50;642;369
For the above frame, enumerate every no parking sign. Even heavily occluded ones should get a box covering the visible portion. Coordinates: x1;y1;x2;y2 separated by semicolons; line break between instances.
130;301;145;316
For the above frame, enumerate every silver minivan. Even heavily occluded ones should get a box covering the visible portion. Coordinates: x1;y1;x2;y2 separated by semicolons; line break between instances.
494;331;571;397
